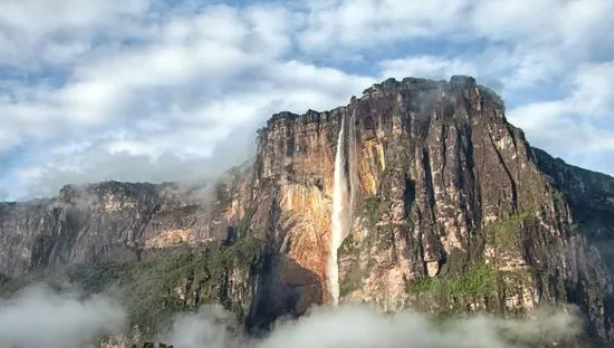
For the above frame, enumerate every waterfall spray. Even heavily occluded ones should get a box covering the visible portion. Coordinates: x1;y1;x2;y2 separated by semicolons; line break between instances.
328;111;356;306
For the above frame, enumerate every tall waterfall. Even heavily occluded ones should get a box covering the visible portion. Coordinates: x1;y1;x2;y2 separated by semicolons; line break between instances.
327;112;356;306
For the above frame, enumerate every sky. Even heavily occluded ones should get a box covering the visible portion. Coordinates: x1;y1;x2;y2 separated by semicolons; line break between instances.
0;0;613;201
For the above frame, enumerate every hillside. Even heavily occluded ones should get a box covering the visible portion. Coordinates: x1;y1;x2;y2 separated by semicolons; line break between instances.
1;76;613;345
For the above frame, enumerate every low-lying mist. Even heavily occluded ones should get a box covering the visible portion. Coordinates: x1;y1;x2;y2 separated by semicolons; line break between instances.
0;285;126;348
163;304;582;348
0;284;584;348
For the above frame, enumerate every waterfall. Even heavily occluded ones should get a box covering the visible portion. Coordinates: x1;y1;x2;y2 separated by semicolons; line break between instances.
328;112;356;306
348;110;358;220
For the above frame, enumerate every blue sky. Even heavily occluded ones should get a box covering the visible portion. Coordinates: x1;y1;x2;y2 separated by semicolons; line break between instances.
0;0;613;200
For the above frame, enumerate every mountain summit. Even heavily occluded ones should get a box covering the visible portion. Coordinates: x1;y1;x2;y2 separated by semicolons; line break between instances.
1;76;613;345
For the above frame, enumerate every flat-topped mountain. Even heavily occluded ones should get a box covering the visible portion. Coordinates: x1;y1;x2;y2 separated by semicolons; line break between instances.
1;76;612;345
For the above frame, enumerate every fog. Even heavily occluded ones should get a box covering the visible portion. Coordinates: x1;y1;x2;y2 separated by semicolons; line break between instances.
0;285;126;348
160;304;582;348
0;283;585;348
7;111;259;202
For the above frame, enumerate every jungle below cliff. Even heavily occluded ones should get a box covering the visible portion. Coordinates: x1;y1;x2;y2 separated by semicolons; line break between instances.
0;76;613;348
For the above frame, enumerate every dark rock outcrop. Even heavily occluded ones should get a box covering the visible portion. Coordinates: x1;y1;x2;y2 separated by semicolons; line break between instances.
0;76;613;344
0;174;253;278
130;343;172;348
240;76;614;342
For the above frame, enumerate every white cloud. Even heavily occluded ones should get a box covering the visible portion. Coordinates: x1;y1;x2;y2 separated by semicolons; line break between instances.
0;0;150;67
569;62;614;117
508;60;614;152
1;0;614;200
380;56;478;81
160;304;581;348
0;57;372;199
300;0;614;89
470;0;614;52
298;0;471;52
0;285;126;348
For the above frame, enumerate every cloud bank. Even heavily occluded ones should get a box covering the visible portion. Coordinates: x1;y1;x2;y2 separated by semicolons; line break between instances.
0;284;585;348
161;304;582;348
1;0;613;199
0;285;127;348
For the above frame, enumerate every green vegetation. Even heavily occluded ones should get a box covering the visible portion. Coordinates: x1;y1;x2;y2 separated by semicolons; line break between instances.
433;221;444;236
486;212;535;248
339;233;358;256
338;233;366;297
339;277;358;297
117;255;197;332
363;196;384;226
217;234;263;273
359;196;399;250
375;223;396;249
406;262;500;298
0;235;263;337
119;235;261;332
1;194;266;339
339;267;368;297
552;189;566;203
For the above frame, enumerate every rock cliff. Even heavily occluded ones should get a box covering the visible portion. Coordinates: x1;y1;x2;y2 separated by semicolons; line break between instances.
241;76;614;341
0;76;613;344
0;181;211;278
0;162;254;279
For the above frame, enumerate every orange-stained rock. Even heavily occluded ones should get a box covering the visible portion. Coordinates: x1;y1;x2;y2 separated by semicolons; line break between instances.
1;76;614;343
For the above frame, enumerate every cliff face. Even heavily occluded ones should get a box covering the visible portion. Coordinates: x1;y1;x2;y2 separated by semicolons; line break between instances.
0;76;613;343
0;166;252;279
533;148;614;273
241;76;614;340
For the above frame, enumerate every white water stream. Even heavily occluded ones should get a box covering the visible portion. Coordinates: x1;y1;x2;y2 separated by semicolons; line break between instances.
327;113;356;306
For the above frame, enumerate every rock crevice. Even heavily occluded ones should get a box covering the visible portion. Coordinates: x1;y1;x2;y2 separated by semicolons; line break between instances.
0;76;613;344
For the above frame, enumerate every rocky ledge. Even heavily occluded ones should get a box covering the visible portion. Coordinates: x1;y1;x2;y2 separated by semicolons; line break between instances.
0;76;613;345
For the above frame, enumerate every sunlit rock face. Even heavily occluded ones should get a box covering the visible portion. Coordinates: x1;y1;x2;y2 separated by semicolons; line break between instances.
243;76;614;341
0;76;613;343
0;178;248;278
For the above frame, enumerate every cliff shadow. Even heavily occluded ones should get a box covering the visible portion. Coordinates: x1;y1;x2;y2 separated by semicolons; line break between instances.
0;272;9;285
244;251;323;335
